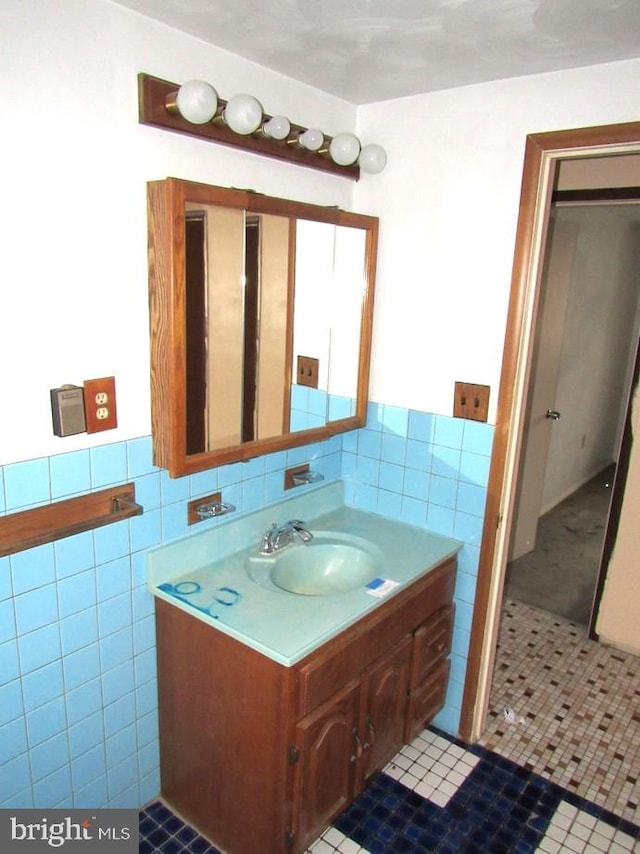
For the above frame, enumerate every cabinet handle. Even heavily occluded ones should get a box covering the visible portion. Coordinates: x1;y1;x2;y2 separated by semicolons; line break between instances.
352;727;363;761
363;713;375;750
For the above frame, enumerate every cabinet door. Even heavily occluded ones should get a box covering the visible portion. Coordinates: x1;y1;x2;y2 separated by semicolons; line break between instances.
359;636;411;785
292;680;360;851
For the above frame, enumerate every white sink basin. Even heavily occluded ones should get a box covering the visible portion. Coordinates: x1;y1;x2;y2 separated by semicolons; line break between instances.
246;532;382;596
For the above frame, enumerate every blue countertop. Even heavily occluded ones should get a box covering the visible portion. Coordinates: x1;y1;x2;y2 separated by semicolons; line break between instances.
147;481;461;666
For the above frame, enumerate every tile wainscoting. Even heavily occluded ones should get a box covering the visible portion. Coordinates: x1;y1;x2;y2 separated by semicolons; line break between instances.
0;405;492;809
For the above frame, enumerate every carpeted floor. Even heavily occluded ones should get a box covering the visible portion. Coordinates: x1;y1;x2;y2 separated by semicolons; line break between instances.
504;465;616;624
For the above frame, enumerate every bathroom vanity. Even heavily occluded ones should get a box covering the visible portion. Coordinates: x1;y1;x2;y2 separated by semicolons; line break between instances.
148;484;460;854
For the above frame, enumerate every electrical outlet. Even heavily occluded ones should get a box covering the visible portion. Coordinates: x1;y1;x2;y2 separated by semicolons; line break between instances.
84;376;118;433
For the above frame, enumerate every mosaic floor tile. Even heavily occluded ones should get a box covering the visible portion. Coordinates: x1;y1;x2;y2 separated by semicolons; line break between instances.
480;599;640;827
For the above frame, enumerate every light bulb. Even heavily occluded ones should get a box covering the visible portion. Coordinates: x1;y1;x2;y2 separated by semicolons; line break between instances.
298;128;324;151
224;94;263;135
175;80;218;124
329;133;361;166
262;115;291;140
358;143;387;174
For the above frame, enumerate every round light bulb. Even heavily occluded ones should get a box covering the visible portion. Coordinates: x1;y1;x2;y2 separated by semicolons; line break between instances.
298;128;324;151
329;132;361;166
358;143;387;174
175;80;218;124
262;115;291;140
223;93;263;135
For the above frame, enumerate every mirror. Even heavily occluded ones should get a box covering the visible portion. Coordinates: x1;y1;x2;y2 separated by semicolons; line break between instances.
147;179;379;476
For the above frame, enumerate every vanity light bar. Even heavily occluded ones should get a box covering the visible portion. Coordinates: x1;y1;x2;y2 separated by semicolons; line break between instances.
138;73;386;179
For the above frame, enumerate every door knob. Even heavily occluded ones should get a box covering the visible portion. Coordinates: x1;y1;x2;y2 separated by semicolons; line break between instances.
546;409;561;420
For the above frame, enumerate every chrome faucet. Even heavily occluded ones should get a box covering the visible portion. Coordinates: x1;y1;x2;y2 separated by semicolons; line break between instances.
260;520;313;554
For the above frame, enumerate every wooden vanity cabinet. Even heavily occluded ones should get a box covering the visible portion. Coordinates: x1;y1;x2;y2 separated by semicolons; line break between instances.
155;557;456;854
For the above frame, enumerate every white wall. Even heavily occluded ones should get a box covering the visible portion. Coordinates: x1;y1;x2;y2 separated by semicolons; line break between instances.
353;59;640;422
542;209;640;511
0;0;359;466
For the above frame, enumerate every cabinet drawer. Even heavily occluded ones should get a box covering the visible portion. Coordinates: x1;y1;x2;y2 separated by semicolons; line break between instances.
409;604;454;689
404;659;450;743
297;559;456;717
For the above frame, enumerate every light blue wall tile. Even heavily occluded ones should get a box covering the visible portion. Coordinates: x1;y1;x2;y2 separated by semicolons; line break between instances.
426;504;455;537
103;692;137;738
459;450;491;486
462;420;494;456
54;531;95;580
400;497;427;527
14;584;58;635
0;558;12;599
105;726;137;776
11;543;56;595
98;592;131;638
64;644;101;692
377;490;402;520
100;627;133;672
0;717;27;763
133;472;161;512
431;445;461;479
133;679;157;720
355;455;379;486
73;775;108;809
58;569;96;619
380;433;405;465
107;754;138;802
60;608;99;656
366;402;383;430
0;754;32;805
50;450;91;499
357;428;382;459
0;679;23;725
4;458;50;510
94;522;130;566
428;475;458;509
34;769;73;808
26;697;67;747
453;511;484;546
0;639;20;686
189;469;218;497
378;462;404;493
65;679;103;727
68;710;104;760
18;623;61;674
134;647;157;687
0;599;15;644
408;410;435;443
381;405;409;437
455;568;478;606
456;482;488;517
130;507;161;554
21;660;64;711
90;443;128;488
242;476;265;511
159;470;190;506
102;661;135;706
434;415;464;449
96;557;131;603
127;437;157;479
403;468;430;501
404;439;432;472
72;743;107;791
138;739;159;778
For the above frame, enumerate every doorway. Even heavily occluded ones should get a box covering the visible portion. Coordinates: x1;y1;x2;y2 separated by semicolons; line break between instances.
458;120;640;743
505;195;640;630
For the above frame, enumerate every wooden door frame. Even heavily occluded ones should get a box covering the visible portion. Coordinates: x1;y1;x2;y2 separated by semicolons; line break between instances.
458;121;640;742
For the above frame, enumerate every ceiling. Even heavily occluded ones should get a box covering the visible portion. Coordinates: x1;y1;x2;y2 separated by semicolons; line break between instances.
114;0;640;104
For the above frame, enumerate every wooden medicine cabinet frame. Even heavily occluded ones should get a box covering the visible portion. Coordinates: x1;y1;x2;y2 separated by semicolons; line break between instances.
147;178;379;477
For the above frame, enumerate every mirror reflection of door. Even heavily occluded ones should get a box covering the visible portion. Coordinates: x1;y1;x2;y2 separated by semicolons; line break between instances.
184;205;291;454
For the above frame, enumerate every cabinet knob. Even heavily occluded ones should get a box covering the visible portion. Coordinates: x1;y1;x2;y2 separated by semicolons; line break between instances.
352;728;363;760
